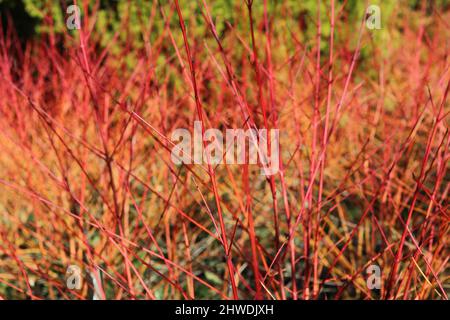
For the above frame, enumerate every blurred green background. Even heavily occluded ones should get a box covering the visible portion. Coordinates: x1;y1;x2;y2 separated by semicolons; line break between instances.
1;0;447;98
1;0;447;42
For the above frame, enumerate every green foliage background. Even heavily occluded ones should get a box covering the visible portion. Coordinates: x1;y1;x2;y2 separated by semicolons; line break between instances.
2;0;448;40
1;0;447;95
1;0;447;110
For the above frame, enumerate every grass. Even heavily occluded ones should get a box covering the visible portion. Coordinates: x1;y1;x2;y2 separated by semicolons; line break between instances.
0;0;448;300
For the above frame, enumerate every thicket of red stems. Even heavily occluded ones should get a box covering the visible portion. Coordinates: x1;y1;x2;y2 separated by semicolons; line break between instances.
0;1;448;299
